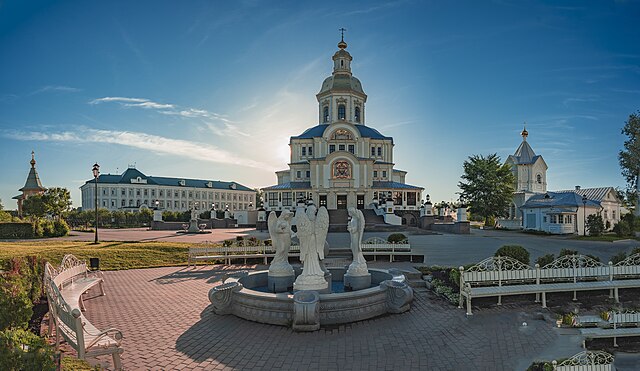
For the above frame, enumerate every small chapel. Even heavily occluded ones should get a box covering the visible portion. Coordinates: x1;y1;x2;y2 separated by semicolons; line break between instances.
499;128;624;235
263;34;424;220
13;151;46;216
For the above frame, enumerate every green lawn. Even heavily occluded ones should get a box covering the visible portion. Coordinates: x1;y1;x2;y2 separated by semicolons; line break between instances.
0;240;194;270
572;234;639;242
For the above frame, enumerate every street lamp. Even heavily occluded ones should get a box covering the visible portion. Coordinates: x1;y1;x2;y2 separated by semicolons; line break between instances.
154;200;159;210
582;195;588;236
92;163;100;243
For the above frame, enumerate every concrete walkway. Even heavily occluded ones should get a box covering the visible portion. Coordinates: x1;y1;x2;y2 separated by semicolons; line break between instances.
75;264;595;370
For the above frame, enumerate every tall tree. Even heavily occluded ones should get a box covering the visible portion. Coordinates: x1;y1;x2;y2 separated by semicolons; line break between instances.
619;111;640;216
42;187;72;220
458;153;515;225
22;194;47;220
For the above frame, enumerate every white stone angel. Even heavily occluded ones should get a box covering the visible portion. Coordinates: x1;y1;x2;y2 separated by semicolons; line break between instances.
293;205;329;290
346;207;368;276
267;210;295;277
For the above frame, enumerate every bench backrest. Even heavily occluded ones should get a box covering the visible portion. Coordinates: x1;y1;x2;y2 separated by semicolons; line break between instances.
52;255;88;288
44;267;85;355
555;351;613;371
610;312;640;325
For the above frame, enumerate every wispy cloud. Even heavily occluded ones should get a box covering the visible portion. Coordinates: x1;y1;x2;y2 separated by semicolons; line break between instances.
31;85;82;95
89;96;246;138
3;127;276;171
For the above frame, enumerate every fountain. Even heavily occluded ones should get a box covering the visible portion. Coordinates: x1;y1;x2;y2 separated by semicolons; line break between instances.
208;205;414;331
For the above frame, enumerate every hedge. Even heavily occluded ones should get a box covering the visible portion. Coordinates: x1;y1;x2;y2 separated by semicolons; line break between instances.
0;223;35;239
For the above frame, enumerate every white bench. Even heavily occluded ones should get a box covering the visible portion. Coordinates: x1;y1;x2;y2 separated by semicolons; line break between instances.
552;351;614;371
44;255;123;369
188;243;303;267
458;253;640;315
580;311;640;347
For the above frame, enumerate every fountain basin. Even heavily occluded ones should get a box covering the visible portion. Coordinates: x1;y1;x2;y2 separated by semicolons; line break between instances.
209;268;413;331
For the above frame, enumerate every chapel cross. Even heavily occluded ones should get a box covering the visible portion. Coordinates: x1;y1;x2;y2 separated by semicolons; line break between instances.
339;27;347;41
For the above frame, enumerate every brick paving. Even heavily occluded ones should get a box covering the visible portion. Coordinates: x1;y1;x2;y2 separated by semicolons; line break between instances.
64;265;597;370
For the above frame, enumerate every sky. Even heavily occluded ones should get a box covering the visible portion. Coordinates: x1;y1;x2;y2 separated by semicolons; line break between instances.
1;0;639;209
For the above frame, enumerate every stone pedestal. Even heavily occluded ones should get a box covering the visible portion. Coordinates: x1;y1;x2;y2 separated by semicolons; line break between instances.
343;273;371;291
187;219;200;233
267;274;295;293
293;275;328;292
292;291;320;332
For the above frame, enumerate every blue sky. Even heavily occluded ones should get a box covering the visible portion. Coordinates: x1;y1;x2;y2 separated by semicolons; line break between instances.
1;0;639;209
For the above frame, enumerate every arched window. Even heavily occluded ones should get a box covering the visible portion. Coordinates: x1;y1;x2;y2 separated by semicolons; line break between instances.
323;106;329;123
333;160;351;179
338;104;346;120
355;107;361;123
536;174;542;184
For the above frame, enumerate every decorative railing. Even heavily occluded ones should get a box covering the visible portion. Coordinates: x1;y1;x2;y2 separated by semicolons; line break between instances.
553;351;613;371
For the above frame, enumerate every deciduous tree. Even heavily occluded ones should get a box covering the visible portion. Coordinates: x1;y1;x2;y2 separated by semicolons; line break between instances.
458;153;515;225
619;111;640;215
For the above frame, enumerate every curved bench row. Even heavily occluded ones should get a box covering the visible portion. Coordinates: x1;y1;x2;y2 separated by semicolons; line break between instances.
44;255;123;369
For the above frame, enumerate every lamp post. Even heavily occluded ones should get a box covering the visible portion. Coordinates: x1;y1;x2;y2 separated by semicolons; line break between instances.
154;200;159;210
582;195;588;236
92;163;100;243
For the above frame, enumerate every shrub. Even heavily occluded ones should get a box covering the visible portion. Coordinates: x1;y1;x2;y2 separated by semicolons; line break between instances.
0;223;35;239
586;214;605;236
610;251;628;265
0;274;32;331
613;220;632;237
431;279;460;305
52;219;69;237
535;254;555;267
632;247;640;256
559;249;578;257
222;239;233;247
0;328;55;371
494;245;530;265
387;233;408;244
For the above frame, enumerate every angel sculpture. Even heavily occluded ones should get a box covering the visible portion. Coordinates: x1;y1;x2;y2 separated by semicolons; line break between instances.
267;210;295;277
346;207;368;276
293;205;330;290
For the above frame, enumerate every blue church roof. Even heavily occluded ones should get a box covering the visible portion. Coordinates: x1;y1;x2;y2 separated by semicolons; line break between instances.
292;124;393;142
523;192;600;209
372;181;423;190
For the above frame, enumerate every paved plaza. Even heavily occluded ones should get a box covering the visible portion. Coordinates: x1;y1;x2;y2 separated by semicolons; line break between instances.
70;264;640;370
64;227;640;267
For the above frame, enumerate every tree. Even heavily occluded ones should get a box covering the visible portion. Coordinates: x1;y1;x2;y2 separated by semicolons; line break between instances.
619;111;640;216
458;153;515;225
42;187;72;220
586;214;605;237
21;195;47;220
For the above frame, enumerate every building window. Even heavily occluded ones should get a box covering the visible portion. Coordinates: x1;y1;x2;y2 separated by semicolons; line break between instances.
348;144;354;154
373;170;378;178
302;147;306;156
308;146;313;156
329;144;335;153
181;191;186;197
339;144;345;151
536;174;542;184
543;216;547;223
612;211;616;220
151;189;156;197
355;107;361;123
136;189;141;196
282;192;292;207
338;104;346;120
394;192;402;205
268;193;278;207
121;199;126;207
371;146;375;156
323;106;329;123
121;188;126;196
297;171;301;179
377;147;382;156
159;190;163;197
144;189;148;196
306;170;310;178
382;171;387;178
407;192;417;206
333;160;351;179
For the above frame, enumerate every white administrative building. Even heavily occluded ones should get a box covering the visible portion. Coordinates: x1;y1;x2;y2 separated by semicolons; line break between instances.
80;166;256;213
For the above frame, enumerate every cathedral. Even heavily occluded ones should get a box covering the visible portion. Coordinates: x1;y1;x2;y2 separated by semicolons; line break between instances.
263;36;423;214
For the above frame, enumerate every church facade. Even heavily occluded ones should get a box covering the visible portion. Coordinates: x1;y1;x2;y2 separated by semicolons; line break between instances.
263;37;423;212
498;128;624;235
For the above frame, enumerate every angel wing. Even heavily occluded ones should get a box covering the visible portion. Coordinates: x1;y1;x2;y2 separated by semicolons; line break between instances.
295;208;312;262
356;209;365;247
267;212;279;250
314;207;329;260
